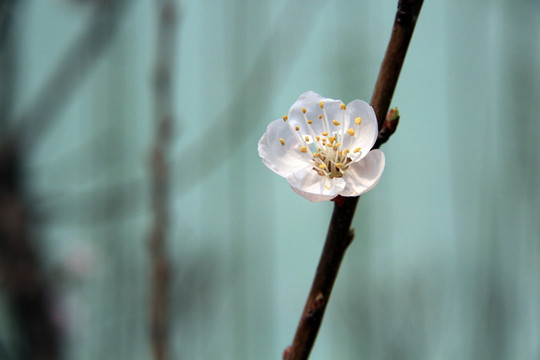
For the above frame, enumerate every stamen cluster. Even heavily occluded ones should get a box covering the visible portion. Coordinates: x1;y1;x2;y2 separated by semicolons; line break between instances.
280;102;363;179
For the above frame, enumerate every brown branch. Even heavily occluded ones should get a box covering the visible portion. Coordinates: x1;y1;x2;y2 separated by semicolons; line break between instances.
284;1;424;359
370;0;424;130
148;2;178;360
374;107;400;149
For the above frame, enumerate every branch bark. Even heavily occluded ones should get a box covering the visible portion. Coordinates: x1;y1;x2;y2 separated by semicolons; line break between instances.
284;1;424;359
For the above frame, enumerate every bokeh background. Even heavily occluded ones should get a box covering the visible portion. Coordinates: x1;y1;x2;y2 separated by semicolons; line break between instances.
1;0;540;359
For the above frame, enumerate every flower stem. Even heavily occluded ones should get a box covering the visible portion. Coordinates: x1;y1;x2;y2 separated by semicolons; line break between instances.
284;1;424;359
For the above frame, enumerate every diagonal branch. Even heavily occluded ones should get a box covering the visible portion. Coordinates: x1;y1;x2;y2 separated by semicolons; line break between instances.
12;0;131;151
284;1;424;359
370;0;424;129
172;0;326;196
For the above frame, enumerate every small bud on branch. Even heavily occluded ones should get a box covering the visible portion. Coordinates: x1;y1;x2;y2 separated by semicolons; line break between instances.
375;107;400;149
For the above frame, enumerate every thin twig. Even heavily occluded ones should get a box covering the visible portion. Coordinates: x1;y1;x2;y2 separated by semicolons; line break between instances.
374;107;400;149
148;2;178;360
284;1;424;359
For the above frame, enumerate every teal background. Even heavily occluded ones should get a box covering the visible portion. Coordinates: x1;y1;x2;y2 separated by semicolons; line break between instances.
1;0;540;359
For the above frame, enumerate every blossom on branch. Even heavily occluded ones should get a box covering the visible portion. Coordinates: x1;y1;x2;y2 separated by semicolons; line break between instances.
258;91;385;202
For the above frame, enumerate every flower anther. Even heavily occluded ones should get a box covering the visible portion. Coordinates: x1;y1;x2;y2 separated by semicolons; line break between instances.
258;91;385;202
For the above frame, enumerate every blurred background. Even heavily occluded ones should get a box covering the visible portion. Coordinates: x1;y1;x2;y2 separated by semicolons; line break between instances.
0;0;539;359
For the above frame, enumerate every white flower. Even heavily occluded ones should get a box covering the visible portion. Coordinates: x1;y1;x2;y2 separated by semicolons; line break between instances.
258;91;385;202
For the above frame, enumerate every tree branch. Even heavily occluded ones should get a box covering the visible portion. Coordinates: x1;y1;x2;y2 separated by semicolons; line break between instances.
370;0;424;130
148;2;178;360
284;1;424;359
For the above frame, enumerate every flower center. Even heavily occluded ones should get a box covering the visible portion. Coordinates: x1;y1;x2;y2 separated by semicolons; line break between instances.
281;101;363;179
311;140;355;179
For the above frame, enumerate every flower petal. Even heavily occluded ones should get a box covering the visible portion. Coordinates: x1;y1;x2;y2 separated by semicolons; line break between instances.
340;99;378;159
287;165;346;202
287;91;344;136
341;149;385;197
258;118;309;178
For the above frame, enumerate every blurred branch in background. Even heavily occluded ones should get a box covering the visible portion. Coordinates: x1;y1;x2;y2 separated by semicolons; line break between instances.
1;1;61;359
1;1;132;359
0;338;12;360
0;0;17;135
26;0;328;230
12;0;131;152
173;0;325;197
1;0;135;228
148;1;178;360
0;145;60;360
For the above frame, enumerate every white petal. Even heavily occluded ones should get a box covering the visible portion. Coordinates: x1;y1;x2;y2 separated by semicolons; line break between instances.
340;99;378;158
287;165;346;202
341;149;385;197
258;118;309;178
288;91;344;136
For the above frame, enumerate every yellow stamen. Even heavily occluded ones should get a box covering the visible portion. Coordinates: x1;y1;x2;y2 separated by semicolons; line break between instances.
333;120;341;126
335;142;341;147
321;132;328;136
354;147;361;153
318;115;323;119
336;163;343;168
347;128;355;136
283;115;288;121
307;120;313;124
319;101;324;108
295;126;300;131
305;136;310;141
280;138;285;146
340;104;346;110
300;146;307;153
316;136;320;141
302;107;307;114
355;117;362;125
318;164;327;169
